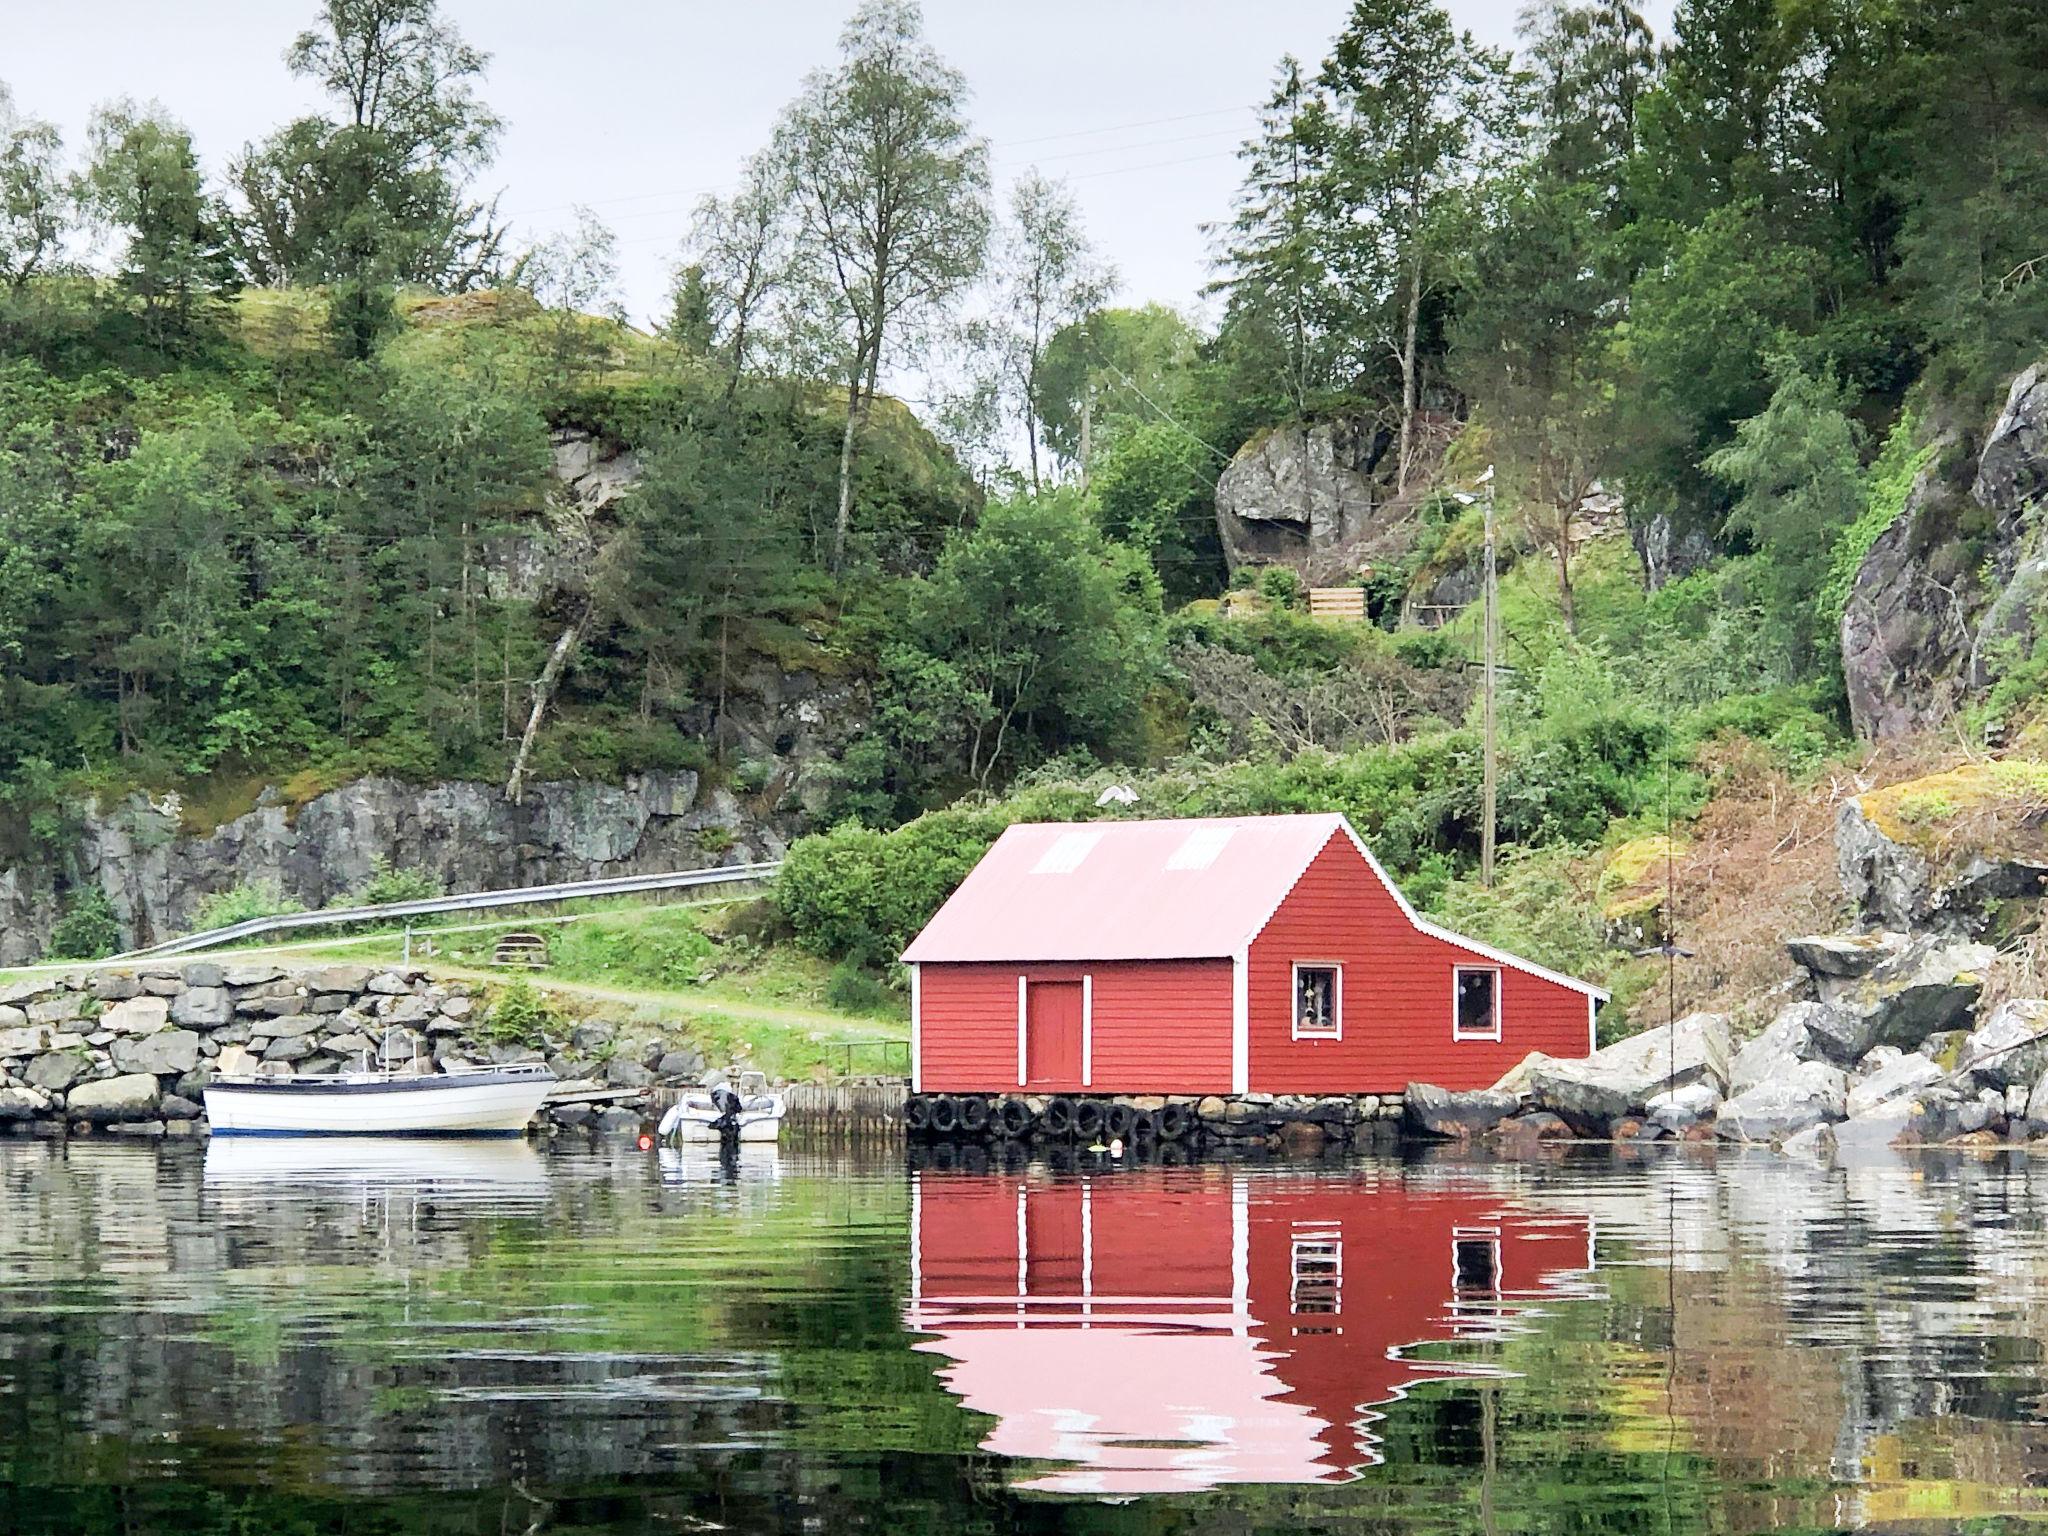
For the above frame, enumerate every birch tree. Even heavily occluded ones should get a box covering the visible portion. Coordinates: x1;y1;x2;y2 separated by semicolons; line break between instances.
771;0;989;569
982;171;1113;490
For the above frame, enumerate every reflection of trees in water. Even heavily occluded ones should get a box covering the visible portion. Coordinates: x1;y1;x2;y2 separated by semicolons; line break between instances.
8;1142;2048;1533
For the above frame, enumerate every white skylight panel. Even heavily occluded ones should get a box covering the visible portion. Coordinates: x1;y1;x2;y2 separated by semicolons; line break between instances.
1165;825;1234;871
1031;829;1103;875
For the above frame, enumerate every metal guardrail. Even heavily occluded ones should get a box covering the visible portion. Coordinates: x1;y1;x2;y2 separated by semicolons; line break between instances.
113;862;782;961
825;1039;912;1081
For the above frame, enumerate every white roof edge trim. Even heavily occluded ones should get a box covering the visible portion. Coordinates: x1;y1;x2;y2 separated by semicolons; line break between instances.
1232;816;1609;1003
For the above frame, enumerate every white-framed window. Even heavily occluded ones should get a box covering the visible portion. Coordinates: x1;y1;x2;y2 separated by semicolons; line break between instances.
1453;965;1502;1041
1452;1228;1501;1297
1292;962;1342;1040
1290;1225;1342;1317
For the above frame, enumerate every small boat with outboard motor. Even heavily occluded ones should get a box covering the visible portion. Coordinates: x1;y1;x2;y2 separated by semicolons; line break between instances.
657;1073;787;1143
203;1030;555;1137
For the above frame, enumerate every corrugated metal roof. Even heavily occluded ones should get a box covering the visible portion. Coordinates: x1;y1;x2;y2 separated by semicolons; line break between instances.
901;814;1346;963
900;811;1609;999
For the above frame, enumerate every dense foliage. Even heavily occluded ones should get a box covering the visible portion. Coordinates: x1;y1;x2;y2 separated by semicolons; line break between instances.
5;0;2045;988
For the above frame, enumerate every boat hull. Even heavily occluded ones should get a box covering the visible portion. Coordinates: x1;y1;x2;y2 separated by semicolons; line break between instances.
669;1115;784;1143
204;1071;553;1136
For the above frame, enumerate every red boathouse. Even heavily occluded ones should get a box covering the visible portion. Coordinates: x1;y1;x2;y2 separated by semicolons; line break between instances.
902;813;1605;1097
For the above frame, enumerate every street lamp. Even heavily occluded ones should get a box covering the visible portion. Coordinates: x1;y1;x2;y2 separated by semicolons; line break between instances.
1450;467;1498;889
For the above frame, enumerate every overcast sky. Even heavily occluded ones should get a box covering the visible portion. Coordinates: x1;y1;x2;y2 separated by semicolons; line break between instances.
11;0;1676;329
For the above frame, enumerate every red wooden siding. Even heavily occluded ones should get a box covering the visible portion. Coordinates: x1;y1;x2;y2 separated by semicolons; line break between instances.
1248;832;1590;1094
917;960;1234;1095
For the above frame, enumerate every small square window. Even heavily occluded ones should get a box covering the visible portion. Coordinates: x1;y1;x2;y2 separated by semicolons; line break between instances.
1453;1233;1500;1296
1293;964;1341;1039
1454;967;1500;1040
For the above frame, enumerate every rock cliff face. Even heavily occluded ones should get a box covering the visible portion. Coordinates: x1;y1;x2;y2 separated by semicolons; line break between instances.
1843;366;2048;739
1213;417;1405;581
0;769;779;963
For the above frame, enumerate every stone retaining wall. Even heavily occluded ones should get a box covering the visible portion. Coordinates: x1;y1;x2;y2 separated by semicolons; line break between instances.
0;963;710;1138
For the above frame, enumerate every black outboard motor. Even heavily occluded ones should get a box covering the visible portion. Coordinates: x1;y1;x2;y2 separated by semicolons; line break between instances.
709;1084;744;1143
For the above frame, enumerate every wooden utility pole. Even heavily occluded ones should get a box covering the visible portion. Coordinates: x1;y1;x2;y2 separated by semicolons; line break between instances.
1480;465;1497;888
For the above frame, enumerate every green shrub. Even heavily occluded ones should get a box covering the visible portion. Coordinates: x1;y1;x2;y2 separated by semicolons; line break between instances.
46;885;121;960
1257;565;1303;610
775;806;1012;965
482;977;559;1043
194;882;305;931
825;960;897;1016
355;858;442;905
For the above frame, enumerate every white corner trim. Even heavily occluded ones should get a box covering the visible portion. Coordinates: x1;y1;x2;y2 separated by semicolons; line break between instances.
1016;973;1028;1087
1082;973;1094;1088
909;963;923;1093
1587;992;1598;1056
1290;960;1344;1041
1231;947;1249;1095
1451;963;1504;1042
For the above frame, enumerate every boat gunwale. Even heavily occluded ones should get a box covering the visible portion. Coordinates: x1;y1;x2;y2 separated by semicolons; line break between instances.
204;1068;557;1097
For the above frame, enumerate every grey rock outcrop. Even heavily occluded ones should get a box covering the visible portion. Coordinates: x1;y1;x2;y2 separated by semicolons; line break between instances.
1843;365;2048;739
1213;417;1396;580
1;767;785;962
1836;796;2048;935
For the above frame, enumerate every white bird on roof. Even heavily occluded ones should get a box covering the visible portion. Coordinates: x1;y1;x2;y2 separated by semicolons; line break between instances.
1095;784;1139;807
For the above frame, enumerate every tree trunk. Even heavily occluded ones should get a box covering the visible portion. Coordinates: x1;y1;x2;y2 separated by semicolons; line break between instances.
1397;258;1421;493
832;366;863;571
1555;531;1577;637
506;617;584;805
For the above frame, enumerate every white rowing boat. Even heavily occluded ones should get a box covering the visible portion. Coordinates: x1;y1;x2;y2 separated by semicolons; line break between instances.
203;1062;555;1137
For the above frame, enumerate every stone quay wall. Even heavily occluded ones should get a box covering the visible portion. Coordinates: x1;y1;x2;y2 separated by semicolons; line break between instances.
0;962;717;1139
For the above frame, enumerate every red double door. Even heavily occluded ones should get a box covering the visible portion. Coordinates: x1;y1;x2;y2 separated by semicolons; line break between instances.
1025;980;1083;1089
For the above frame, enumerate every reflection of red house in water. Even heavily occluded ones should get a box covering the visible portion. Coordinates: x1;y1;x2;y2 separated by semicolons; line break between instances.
906;1167;1595;1496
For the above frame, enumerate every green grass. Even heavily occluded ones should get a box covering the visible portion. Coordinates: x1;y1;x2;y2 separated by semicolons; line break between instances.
164;898;910;1082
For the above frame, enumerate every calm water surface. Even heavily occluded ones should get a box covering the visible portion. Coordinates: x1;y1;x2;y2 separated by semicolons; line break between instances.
3;1136;2047;1533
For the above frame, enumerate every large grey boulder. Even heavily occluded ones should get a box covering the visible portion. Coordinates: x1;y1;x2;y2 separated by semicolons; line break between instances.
1798;999;1885;1064
110;1028;201;1077
1848;1052;1946;1118
1729;1008;1814;1095
69;1073;162;1124
1213;416;1394;579
1526;1014;1729;1133
1404;1083;1520;1139
1959;999;2048;1088
1786;932;1908;993
1830;935;1996;1050
1714;1061;1848;1144
1647;1081;1721;1133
